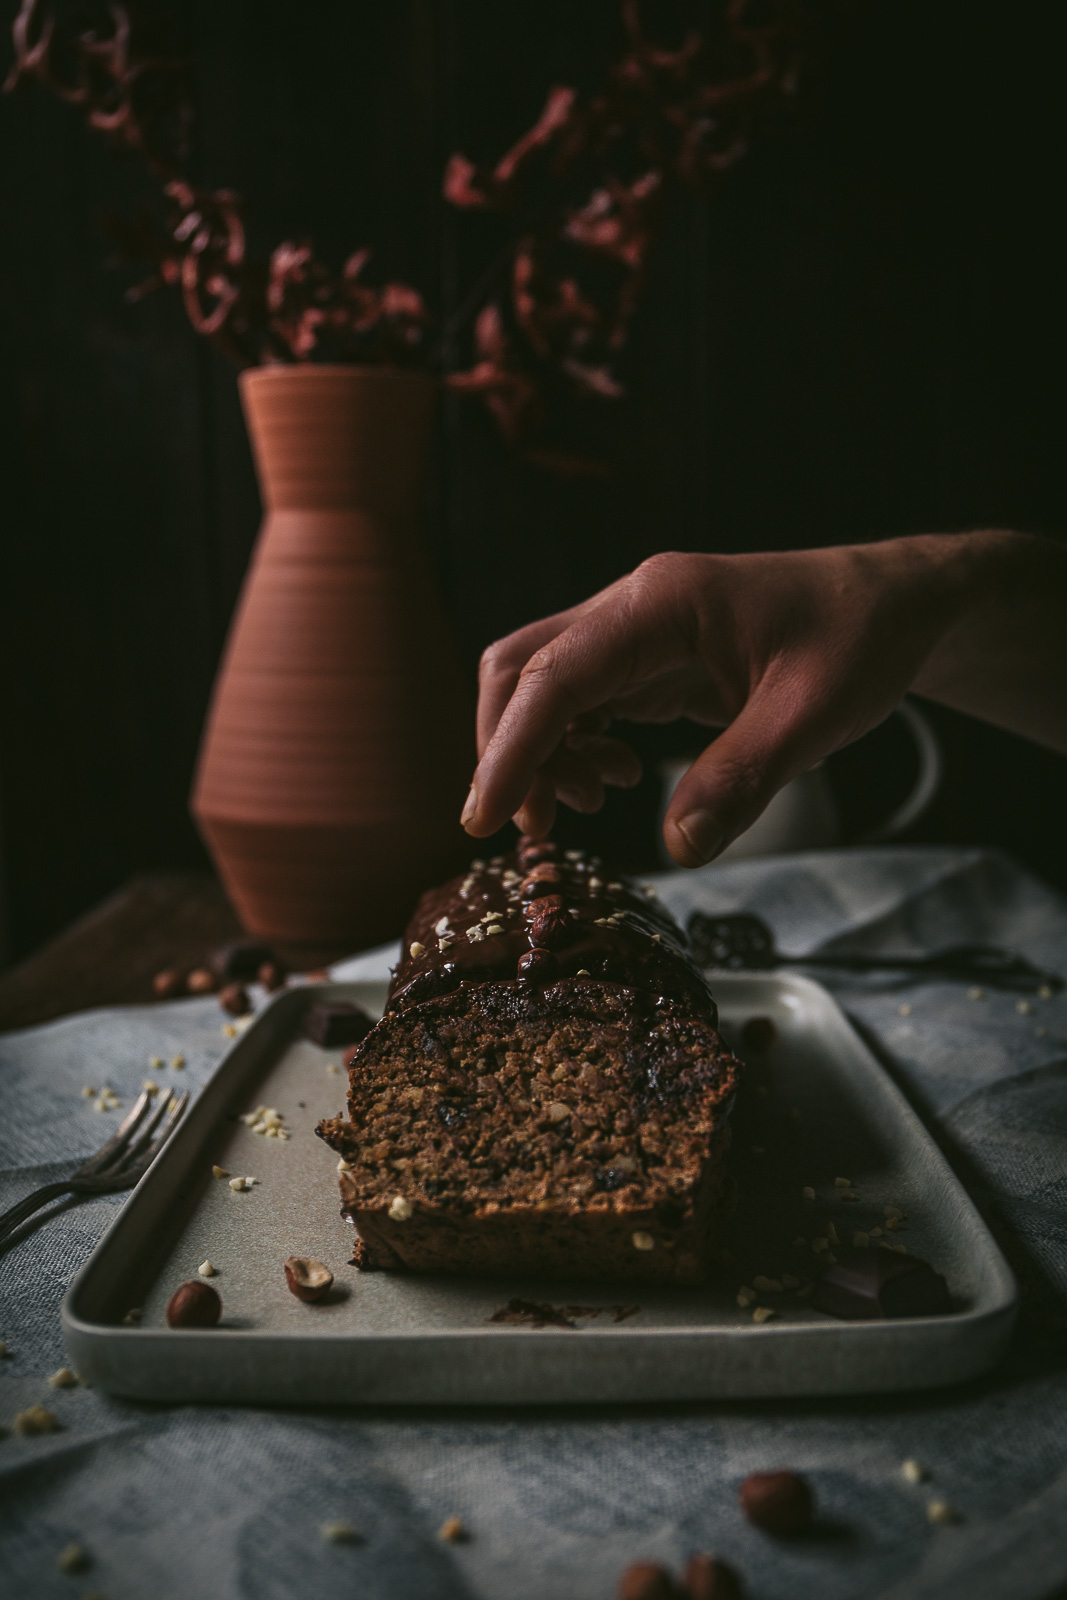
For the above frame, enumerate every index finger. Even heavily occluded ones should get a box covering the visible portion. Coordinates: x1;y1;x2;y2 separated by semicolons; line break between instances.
463;597;649;836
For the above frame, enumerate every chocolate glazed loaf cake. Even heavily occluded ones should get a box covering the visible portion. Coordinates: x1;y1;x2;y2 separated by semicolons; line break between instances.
317;837;740;1285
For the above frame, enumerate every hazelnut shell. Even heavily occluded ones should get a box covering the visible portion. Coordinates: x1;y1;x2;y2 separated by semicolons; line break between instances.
284;1256;334;1303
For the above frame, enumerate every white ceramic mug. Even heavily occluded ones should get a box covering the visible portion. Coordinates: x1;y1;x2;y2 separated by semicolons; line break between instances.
656;699;942;865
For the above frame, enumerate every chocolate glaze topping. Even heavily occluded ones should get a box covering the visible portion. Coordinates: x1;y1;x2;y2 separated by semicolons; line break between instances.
387;835;715;1020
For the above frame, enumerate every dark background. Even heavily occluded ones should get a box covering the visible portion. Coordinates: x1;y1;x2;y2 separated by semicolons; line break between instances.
1;0;1065;968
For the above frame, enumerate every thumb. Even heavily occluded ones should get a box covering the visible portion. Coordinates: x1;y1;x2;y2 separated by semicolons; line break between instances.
663;688;824;868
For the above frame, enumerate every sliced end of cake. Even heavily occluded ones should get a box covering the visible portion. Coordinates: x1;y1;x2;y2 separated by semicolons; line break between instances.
317;978;739;1285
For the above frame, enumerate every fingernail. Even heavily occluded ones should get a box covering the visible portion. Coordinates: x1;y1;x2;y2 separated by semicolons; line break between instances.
460;783;479;828
676;810;722;865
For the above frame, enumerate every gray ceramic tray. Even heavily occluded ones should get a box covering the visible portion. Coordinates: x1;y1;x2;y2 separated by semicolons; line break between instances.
62;973;1016;1404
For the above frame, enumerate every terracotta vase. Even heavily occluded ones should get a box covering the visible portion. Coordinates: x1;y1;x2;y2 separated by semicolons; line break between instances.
191;365;474;951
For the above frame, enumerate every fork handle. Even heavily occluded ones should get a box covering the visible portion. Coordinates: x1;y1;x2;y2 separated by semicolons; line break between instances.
0;1181;75;1244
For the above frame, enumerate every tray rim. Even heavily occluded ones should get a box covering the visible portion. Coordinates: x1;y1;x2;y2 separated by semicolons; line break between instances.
61;972;1019;1402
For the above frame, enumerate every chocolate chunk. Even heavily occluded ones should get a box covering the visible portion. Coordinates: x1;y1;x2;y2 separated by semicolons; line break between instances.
211;941;277;981
741;1016;777;1053
303;1001;375;1048
812;1246;952;1320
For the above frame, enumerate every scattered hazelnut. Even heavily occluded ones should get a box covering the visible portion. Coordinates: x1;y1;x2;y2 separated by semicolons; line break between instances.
13;1404;59;1435
57;1543;89;1573
739;1470;814;1536
616;1561;677;1600
152;968;184;999
219;983;252;1017
258;959;287;992
437;1515;467;1542
186;968;216;994
165;1280;221;1328
682;1553;744;1600
284;1256;334;1302
48;1367;78;1388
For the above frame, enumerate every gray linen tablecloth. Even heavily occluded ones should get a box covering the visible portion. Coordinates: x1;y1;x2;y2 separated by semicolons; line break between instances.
2;846;1066;1600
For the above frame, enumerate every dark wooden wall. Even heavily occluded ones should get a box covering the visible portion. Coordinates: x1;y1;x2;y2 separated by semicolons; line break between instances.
1;0;1066;964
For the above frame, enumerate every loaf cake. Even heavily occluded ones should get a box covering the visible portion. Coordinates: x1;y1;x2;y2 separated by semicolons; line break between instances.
317;836;740;1284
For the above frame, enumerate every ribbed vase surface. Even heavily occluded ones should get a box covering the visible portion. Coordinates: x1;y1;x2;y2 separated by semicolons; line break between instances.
192;365;473;948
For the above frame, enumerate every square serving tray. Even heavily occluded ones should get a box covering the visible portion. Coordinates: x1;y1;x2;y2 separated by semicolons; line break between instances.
62;973;1016;1405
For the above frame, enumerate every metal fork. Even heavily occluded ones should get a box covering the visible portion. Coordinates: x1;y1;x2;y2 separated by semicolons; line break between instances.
0;1088;188;1246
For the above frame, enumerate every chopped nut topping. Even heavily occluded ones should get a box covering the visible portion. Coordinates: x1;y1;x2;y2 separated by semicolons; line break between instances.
142;1079;159;1095
322;1521;360;1543
607;881;623;891
337;1157;353;1172
752;1306;776;1323
736;1287;755;1307
438;1516;466;1543
801;1186;815;1201
812;1237;829;1253
229;1176;256;1191
753;1275;782;1292
547;1101;571;1122
149;1055;164;1068
968;986;985;1000
170;1055;185;1069
1016;999;1032;1015
588;876;603;890
122;1308;141;1326
240;1105;290;1139
434;915;451;936
891;1243;907;1254
48;1367;78;1388
839;1190;858;1202
388;1195;413;1222
643;885;657;896
221;1023;238;1038
0;1340;8;1357
57;1543;89;1573
575;968;591;976
852;1231;870;1248
834;1176;852;1188
631;1231;655;1251
898;1004;912;1017
484;924;505;938
81;1086;95;1098
470;858;486;870
438;937;454;952
564;849;584;861
868;1226;883;1238
884;1206;904;1220
409;941;425;959
902;1459;928;1483
327;1062;341;1074
927;1500;957;1525
466;926;486;943
198;1261;216;1277
13;1403;59;1435
650;933;661;942
1037;984;1054;1000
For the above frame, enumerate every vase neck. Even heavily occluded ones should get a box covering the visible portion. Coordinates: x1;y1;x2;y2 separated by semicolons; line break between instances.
240;368;437;515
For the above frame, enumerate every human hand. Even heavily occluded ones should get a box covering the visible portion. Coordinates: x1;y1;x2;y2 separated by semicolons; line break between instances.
461;539;972;866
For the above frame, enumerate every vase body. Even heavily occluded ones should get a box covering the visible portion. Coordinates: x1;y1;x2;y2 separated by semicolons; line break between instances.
192;366;473;949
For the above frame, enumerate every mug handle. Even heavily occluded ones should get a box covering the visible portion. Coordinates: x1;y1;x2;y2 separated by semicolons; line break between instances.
853;697;942;844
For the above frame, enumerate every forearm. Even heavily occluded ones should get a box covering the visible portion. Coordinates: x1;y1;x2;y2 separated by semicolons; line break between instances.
908;530;1067;753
